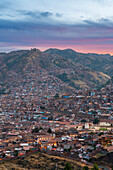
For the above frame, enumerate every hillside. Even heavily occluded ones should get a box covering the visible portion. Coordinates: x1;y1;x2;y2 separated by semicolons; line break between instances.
0;49;111;95
0;151;112;169
92;152;113;168
0;152;85;170
44;48;113;76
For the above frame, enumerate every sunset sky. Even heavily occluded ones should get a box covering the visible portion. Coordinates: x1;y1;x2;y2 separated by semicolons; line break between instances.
1;0;113;54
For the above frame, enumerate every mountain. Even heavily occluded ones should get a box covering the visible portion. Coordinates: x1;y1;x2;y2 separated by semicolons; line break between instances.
44;48;78;60
44;48;113;77
0;49;111;95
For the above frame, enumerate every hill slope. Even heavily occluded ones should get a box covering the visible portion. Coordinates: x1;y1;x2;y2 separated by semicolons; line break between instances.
0;152;84;169
0;49;111;95
44;48;113;76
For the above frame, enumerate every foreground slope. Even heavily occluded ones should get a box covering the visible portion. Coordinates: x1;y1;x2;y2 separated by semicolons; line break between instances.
0;152;86;170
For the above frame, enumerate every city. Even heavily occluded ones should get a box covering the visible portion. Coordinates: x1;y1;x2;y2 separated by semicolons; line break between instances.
0;78;113;168
1;0;113;169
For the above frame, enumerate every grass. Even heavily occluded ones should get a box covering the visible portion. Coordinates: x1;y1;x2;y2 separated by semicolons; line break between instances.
99;128;107;131
0;152;92;170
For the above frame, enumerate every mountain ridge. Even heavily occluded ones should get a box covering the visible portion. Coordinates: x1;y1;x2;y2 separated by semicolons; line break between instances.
0;48;111;95
44;48;112;57
44;48;113;76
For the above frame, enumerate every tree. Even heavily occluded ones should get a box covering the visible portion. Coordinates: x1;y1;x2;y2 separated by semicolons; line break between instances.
40;106;45;110
92;163;99;170
48;116;53;120
64;162;72;170
47;127;52;133
93;118;100;124
32;127;39;133
83;166;89;170
98;132;104;136
54;93;59;98
92;111;97;118
81;119;86;122
39;126;43;130
14;150;18;157
2;153;5;158
58;73;69;82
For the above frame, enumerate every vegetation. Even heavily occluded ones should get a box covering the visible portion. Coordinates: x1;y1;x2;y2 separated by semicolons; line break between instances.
81;119;86;122
54;93;59;98
99;128;107;131
69;81;76;88
0;88;6;95
40;106;45;110
0;152;83;169
91;163;99;170
92;111;97;118
32;127;39;133
58;73;70;83
83;166;89;170
98;132;104;136
93;118;100;124
80;74;84;78
0;49;111;95
14;150;18;157
39;126;43;130
47;127;52;133
64;162;72;170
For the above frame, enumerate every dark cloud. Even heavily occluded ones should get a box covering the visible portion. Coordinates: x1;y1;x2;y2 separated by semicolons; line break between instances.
18;10;62;19
83;18;113;29
0;17;113;35
55;13;62;17
0;15;113;52
20;11;40;18
0;19;30;30
40;11;53;17
99;18;111;22
0;19;60;31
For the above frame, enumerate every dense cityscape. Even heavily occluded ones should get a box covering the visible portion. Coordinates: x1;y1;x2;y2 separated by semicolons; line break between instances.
1;0;113;169
0;69;113;168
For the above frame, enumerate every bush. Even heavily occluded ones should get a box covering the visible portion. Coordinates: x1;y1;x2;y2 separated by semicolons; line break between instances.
32;127;39;133
54;93;59;98
81;119;86;122
83;166;89;170
14;150;18;157
47;128;52;133
91;163;99;170
64;162;72;170
93;118;100;124
58;73;69;82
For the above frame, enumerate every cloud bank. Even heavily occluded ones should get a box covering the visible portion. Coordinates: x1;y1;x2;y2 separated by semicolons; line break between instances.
0;0;113;54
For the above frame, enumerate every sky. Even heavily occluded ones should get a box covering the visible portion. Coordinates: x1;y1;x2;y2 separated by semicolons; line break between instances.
1;0;113;54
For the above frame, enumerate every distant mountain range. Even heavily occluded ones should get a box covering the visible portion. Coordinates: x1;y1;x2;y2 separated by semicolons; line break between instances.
0;48;112;95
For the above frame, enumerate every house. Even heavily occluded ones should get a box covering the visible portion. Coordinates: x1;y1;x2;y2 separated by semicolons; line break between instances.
104;145;113;153
99;120;113;127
